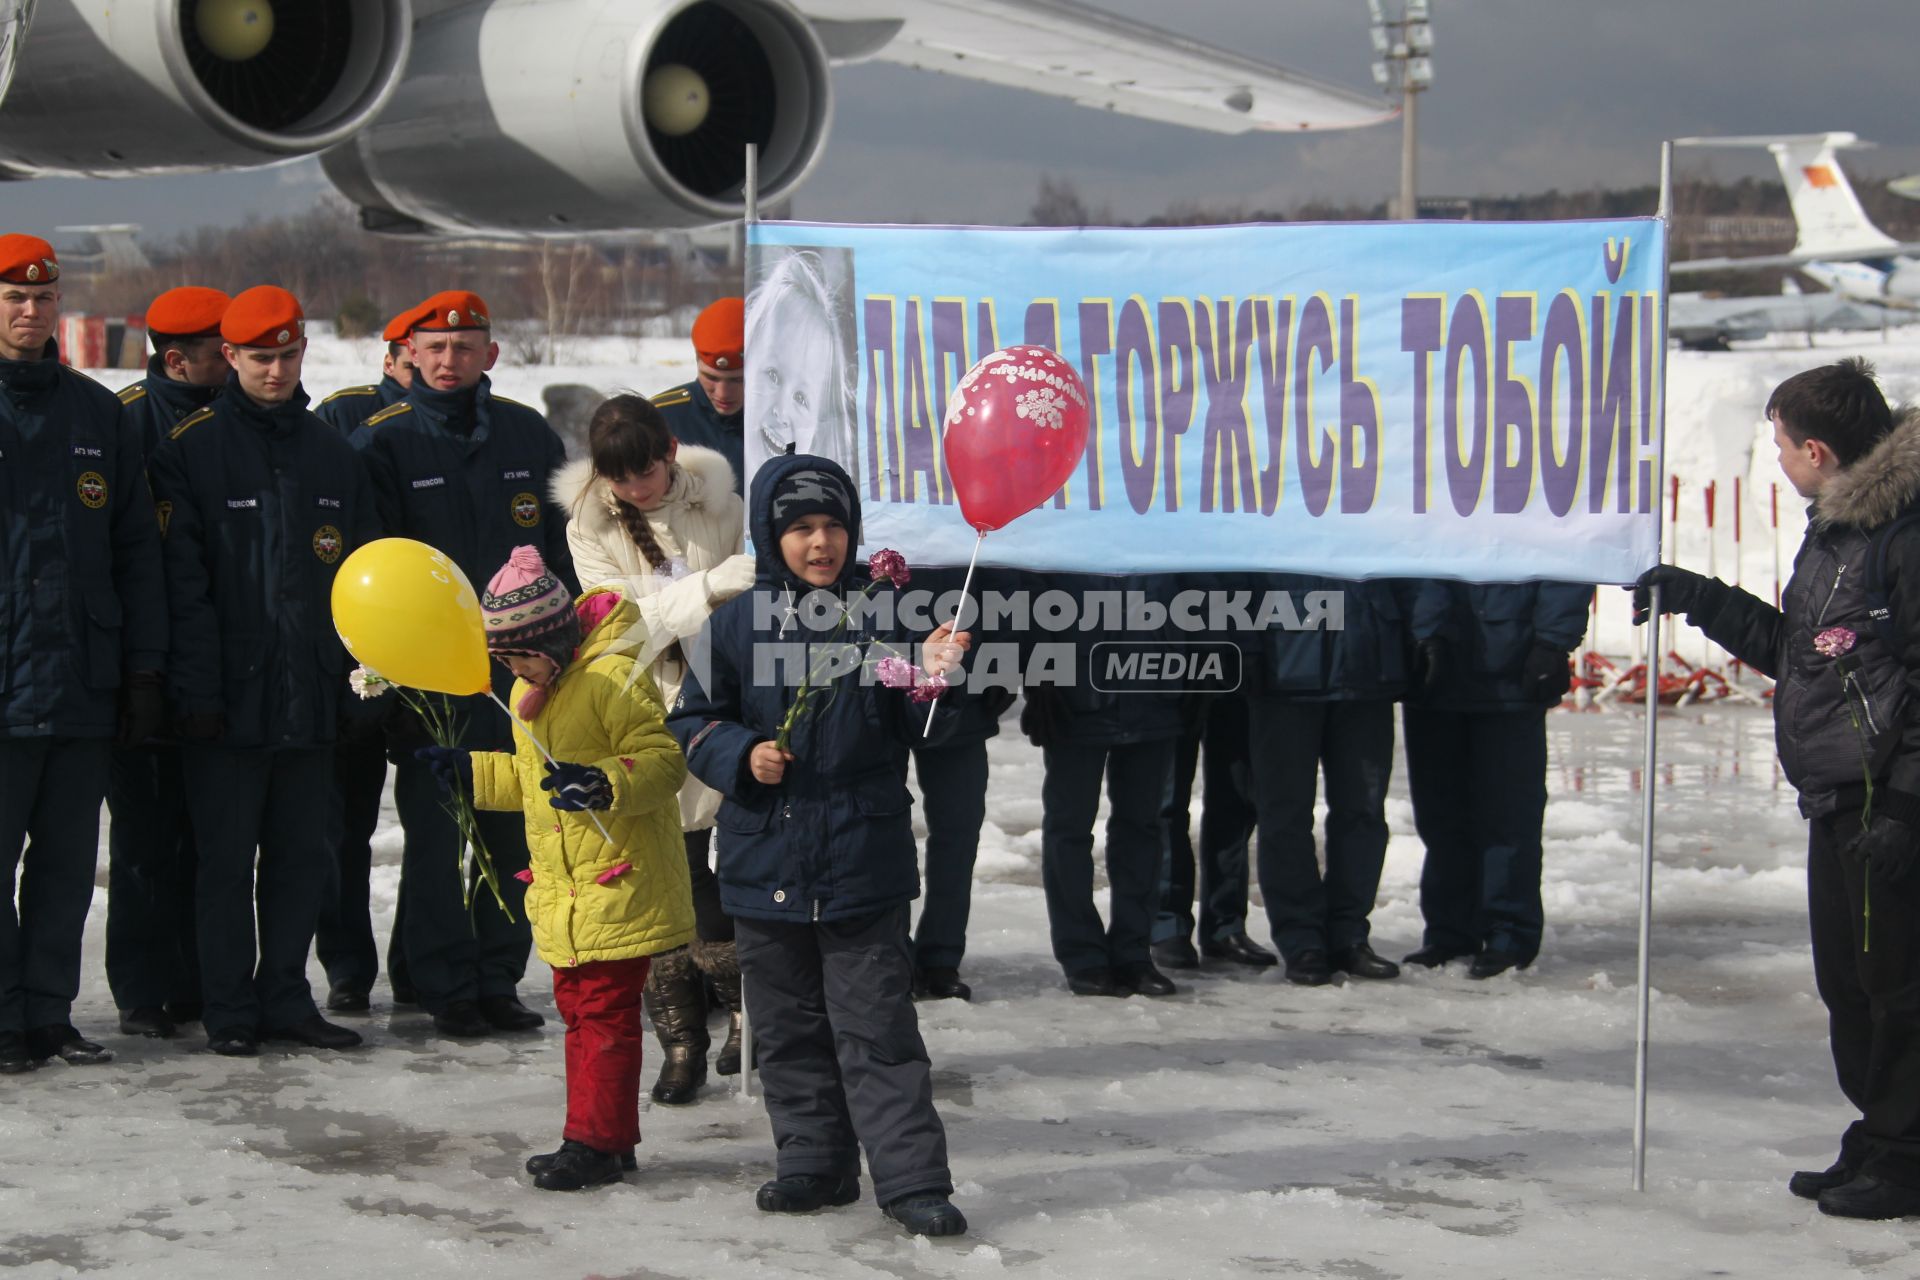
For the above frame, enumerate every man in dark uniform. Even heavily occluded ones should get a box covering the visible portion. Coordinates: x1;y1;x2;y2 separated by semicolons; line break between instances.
351;289;572;1038
105;285;230;1039
653;297;744;492
314;309;415;435
311;304;417;1014
148;285;378;1057
0;234;168;1072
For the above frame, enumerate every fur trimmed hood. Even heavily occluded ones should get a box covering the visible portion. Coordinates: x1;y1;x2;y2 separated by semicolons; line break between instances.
1813;408;1920;531
550;443;737;532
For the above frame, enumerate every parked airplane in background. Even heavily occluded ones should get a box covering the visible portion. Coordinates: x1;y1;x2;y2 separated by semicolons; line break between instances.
1668;284;1894;352
0;0;1392;238
1673;132;1920;306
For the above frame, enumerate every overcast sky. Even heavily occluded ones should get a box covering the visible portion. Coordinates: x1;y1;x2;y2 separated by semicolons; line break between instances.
4;0;1918;239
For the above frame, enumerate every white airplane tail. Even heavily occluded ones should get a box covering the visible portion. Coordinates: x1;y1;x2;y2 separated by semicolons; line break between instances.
1677;132;1899;258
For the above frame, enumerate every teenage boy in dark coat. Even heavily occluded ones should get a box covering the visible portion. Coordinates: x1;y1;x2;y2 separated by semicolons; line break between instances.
1640;358;1920;1221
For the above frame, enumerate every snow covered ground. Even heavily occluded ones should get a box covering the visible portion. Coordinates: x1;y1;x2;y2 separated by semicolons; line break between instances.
13;325;1918;1277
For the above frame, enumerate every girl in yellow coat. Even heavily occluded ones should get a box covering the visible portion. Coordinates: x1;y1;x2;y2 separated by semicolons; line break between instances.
419;545;691;1192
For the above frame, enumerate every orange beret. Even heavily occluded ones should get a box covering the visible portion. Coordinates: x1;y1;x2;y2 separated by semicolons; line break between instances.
145;286;231;339
381;309;414;343
0;234;60;285
693;297;744;371
221;285;305;349
406;290;490;334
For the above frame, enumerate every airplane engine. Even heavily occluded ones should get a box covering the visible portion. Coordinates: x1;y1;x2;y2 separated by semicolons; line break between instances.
319;0;833;235
0;0;413;175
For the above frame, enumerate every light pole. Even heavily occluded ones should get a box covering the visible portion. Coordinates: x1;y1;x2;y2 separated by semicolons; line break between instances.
1369;0;1434;221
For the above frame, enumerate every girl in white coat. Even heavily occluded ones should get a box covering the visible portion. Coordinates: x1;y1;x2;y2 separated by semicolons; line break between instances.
553;394;754;1105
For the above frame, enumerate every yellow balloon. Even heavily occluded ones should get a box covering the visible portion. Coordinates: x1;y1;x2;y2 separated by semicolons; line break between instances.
195;0;275;61
331;538;491;697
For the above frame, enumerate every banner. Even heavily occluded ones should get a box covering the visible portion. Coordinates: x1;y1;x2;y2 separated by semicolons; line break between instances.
745;218;1666;584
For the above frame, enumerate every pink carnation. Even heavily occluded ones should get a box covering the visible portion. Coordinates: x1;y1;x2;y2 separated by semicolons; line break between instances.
909;672;950;703
875;655;919;689
868;548;910;586
1814;627;1858;658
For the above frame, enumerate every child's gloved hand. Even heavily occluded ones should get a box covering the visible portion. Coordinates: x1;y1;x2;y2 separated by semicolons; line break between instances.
543;761;613;811
415;746;472;797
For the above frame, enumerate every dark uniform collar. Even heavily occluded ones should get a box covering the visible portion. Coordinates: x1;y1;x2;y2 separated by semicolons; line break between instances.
145;355;222;420
409;374;489;438
0;338;60;395
378;373;409;404
221;370;311;436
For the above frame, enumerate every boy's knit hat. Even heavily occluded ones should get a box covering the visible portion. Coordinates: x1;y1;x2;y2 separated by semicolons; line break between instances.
482;545;580;671
769;466;852;533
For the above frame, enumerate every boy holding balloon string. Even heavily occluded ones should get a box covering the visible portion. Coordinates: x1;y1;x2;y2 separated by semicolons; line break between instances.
416;545;695;1192
667;453;972;1237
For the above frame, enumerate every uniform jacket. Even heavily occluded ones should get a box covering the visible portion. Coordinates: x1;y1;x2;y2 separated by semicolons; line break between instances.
314;374;408;434
1016;570;1188;749
1692;411;1920;820
653;380;743;494
553;444;751;831
667;453;950;924
148;377;380;749
1412;581;1593;712
350;374;575;746
1248;574;1444;702
0;342;167;739
471;587;694;968
116;357;221;458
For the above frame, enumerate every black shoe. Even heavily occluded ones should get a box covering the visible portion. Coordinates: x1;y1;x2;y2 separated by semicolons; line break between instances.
527;1144;638;1176
479;994;546;1032
390;981;418;1007
325;984;371;1014
1818;1174;1920;1219
1115;962;1178;997
1468;949;1528;980
1066;967;1120;997
432;999;492;1038
28;1024;113;1065
1151;938;1202;970
264;1015;364;1050
532;1140;626;1191
756;1172;861;1213
1790;1159;1856;1201
165;1000;203;1025
715;1012;744;1077
0;1031;37;1073
1403;945;1477;969
1284;950;1333;987
1202;931;1278;968
119;1006;177;1039
915;967;972;1001
883;1192;968;1236
1331;943;1401;980
650;1044;708;1105
207;1028;259;1057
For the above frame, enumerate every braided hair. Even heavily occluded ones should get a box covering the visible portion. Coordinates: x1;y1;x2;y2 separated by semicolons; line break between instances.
586;394;677;572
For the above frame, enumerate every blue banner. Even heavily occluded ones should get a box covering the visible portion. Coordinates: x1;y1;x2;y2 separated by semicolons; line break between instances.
745;218;1666;584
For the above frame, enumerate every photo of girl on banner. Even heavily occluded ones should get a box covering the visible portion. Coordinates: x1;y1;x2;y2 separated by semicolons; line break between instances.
743;246;859;494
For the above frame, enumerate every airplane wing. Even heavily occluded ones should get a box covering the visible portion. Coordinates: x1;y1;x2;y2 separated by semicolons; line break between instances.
1669;291;1897;349
1673;246;1920;274
0;0;29;110
801;0;1395;134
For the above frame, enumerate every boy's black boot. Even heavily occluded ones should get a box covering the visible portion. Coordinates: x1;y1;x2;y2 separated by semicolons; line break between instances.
884;1192;969;1236
755;1173;861;1213
531;1140;626;1191
527;1143;638;1176
645;946;709;1104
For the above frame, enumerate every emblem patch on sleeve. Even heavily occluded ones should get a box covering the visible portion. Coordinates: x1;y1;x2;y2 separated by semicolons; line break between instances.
313;525;343;564
76;471;108;509
511;492;542;528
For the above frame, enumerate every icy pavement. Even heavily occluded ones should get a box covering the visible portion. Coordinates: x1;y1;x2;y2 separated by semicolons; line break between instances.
6;703;1916;1278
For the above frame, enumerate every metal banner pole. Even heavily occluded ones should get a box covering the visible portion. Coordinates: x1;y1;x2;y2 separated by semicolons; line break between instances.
738;140;760;1103
1633;140;1676;1193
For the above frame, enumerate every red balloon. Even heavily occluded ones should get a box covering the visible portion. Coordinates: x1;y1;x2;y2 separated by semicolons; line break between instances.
941;345;1091;533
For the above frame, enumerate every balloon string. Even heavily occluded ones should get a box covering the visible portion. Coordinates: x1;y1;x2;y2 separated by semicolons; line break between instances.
488;691;620;848
920;531;984;740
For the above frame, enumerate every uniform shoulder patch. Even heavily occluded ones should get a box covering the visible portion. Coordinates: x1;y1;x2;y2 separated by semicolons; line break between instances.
169;406;216;440
363;401;414;429
651;388;692;407
491;394;532;412
320;385;377;404
116;383;148;406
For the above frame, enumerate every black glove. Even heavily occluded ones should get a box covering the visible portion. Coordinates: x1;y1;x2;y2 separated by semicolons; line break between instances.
1413;637;1454;697
178;710;226;742
542;761;613;812
1848;815;1919;886
1631;565;1724;626
415;746;472;797
116;671;166;748
1520;642;1573;703
1020;687;1064;748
